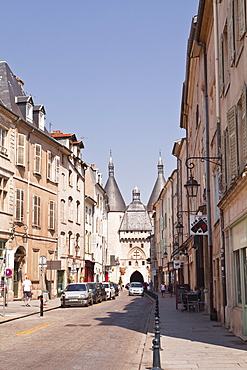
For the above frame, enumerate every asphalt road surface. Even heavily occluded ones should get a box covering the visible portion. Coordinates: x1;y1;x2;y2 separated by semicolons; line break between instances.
0;291;153;370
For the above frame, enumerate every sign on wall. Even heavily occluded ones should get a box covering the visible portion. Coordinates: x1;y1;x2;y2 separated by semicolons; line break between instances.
190;215;208;235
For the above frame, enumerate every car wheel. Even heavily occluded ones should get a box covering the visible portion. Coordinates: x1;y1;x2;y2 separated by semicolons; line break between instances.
112;296;115;300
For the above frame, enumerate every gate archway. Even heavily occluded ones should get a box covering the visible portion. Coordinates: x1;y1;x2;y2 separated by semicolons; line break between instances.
130;270;144;283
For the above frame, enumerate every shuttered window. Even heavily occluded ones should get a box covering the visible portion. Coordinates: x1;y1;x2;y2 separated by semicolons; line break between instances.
48;200;55;230
238;0;247;38
16;133;25;166
34;144;42;174
241;85;247;166
228;0;235;66
227;106;238;181
33;195;41;227
16;188;24;222
47;151;59;182
47;151;52;180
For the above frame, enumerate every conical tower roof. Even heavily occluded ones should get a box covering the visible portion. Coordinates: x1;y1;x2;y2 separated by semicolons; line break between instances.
147;152;166;212
104;152;126;212
119;187;152;231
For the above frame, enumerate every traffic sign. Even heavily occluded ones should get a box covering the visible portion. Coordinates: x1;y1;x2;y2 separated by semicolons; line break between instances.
5;268;13;277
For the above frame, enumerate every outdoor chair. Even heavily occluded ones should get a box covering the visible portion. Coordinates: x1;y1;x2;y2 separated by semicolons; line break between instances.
187;294;199;312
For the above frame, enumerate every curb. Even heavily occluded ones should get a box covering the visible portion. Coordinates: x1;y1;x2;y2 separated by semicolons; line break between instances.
0;304;60;324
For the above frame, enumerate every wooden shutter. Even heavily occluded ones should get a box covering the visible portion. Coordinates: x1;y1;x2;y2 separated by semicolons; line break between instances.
55;156;60;183
227;106;238;181
47;151;52;179
48;200;55;230
33;195;41;226
16;189;24;222
17;133;25;166
34;144;41;174
228;0;235;66
221;130;227;194
238;0;247;38
242;85;247;165
219;34;224;96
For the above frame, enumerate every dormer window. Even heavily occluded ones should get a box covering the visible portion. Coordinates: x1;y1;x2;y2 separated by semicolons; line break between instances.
39;111;45;130
26;103;33;122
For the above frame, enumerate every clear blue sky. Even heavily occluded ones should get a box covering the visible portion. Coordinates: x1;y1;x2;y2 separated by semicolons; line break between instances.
1;0;199;205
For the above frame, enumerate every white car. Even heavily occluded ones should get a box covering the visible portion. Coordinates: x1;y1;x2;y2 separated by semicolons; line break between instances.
128;282;144;296
60;283;93;307
102;282;116;300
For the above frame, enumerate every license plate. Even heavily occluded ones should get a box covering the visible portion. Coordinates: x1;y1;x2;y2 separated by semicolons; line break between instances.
69;299;78;301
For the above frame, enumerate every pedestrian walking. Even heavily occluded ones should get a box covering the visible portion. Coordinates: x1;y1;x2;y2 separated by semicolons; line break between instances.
149;280;153;291
0;276;7;306
168;282;173;297
161;282;166;297
23;275;32;307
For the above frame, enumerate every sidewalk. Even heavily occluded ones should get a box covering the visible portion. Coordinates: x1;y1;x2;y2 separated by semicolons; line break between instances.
0;297;61;323
141;292;247;369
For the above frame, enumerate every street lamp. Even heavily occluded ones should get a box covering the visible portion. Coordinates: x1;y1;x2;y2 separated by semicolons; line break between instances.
184;155;221;318
184;174;200;198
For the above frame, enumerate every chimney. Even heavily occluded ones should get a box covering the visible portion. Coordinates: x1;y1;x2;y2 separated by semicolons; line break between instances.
15;76;25;91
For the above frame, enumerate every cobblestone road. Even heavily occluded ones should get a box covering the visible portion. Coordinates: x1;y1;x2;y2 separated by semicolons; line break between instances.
0;291;153;370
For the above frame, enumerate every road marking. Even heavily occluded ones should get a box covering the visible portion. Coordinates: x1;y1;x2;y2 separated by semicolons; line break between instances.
15;322;55;336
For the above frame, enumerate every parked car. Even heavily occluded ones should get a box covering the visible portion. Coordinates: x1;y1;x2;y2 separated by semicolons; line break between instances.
96;282;107;301
128;282;144;296
102;282;116;300
111;282;119;296
60;283;93;307
86;282;102;304
125;283;130;290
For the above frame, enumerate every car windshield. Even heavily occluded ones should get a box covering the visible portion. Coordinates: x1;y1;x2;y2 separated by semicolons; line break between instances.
87;283;95;289
130;283;142;287
66;284;87;291
103;283;109;288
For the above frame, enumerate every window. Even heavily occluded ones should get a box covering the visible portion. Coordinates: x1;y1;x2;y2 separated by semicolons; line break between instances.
0;241;6;261
76;201;80;224
68;197;73;221
60;232;66;248
85;206;88;223
33;195;41;227
16;188;24;222
89;209;92;225
0;176;8;212
16;133;25;166
0;128;7;156
47;151;59;182
60;199;66;223
129;261;132;266
234;250;242;305
76;175;80;191
68;232;72;255
68;170;73;187
32;249;39;280
26;103;33;122
34;144;42;174
48;200;55;230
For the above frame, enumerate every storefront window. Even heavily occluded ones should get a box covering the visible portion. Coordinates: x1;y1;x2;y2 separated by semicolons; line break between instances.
243;248;247;305
234;250;242;305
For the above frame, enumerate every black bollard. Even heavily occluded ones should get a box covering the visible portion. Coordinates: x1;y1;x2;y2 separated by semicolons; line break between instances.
152;337;161;370
39;295;43;317
154;323;161;347
62;294;65;308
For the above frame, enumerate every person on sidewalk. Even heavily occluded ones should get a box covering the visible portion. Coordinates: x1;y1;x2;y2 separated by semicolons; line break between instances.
161;282;166;297
23;275;32;307
0;277;7;306
168;282;173;297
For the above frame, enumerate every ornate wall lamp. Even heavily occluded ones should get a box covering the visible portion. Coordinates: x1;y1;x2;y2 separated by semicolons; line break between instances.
184;156;221;198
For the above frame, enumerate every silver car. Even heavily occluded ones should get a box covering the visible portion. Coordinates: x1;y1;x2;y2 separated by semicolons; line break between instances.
128;282;144;296
61;283;93;307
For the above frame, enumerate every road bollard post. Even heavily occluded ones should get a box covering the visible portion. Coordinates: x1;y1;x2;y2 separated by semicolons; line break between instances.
152;337;161;370
38;294;43;317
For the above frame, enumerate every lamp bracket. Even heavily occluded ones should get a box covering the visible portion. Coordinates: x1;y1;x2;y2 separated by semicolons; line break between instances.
185;156;222;169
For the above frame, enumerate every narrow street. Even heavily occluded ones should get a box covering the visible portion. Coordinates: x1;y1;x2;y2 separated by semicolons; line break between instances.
0;292;153;370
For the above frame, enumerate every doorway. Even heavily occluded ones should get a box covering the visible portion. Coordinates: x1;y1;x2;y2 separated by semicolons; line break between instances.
14;247;26;298
130;270;144;283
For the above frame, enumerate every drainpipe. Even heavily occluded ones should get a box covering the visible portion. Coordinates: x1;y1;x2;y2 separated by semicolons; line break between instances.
213;0;227;323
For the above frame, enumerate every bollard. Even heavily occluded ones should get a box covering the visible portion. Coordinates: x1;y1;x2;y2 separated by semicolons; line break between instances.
152;337;161;370
62;294;65;308
38;295;43;317
154;323;161;347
